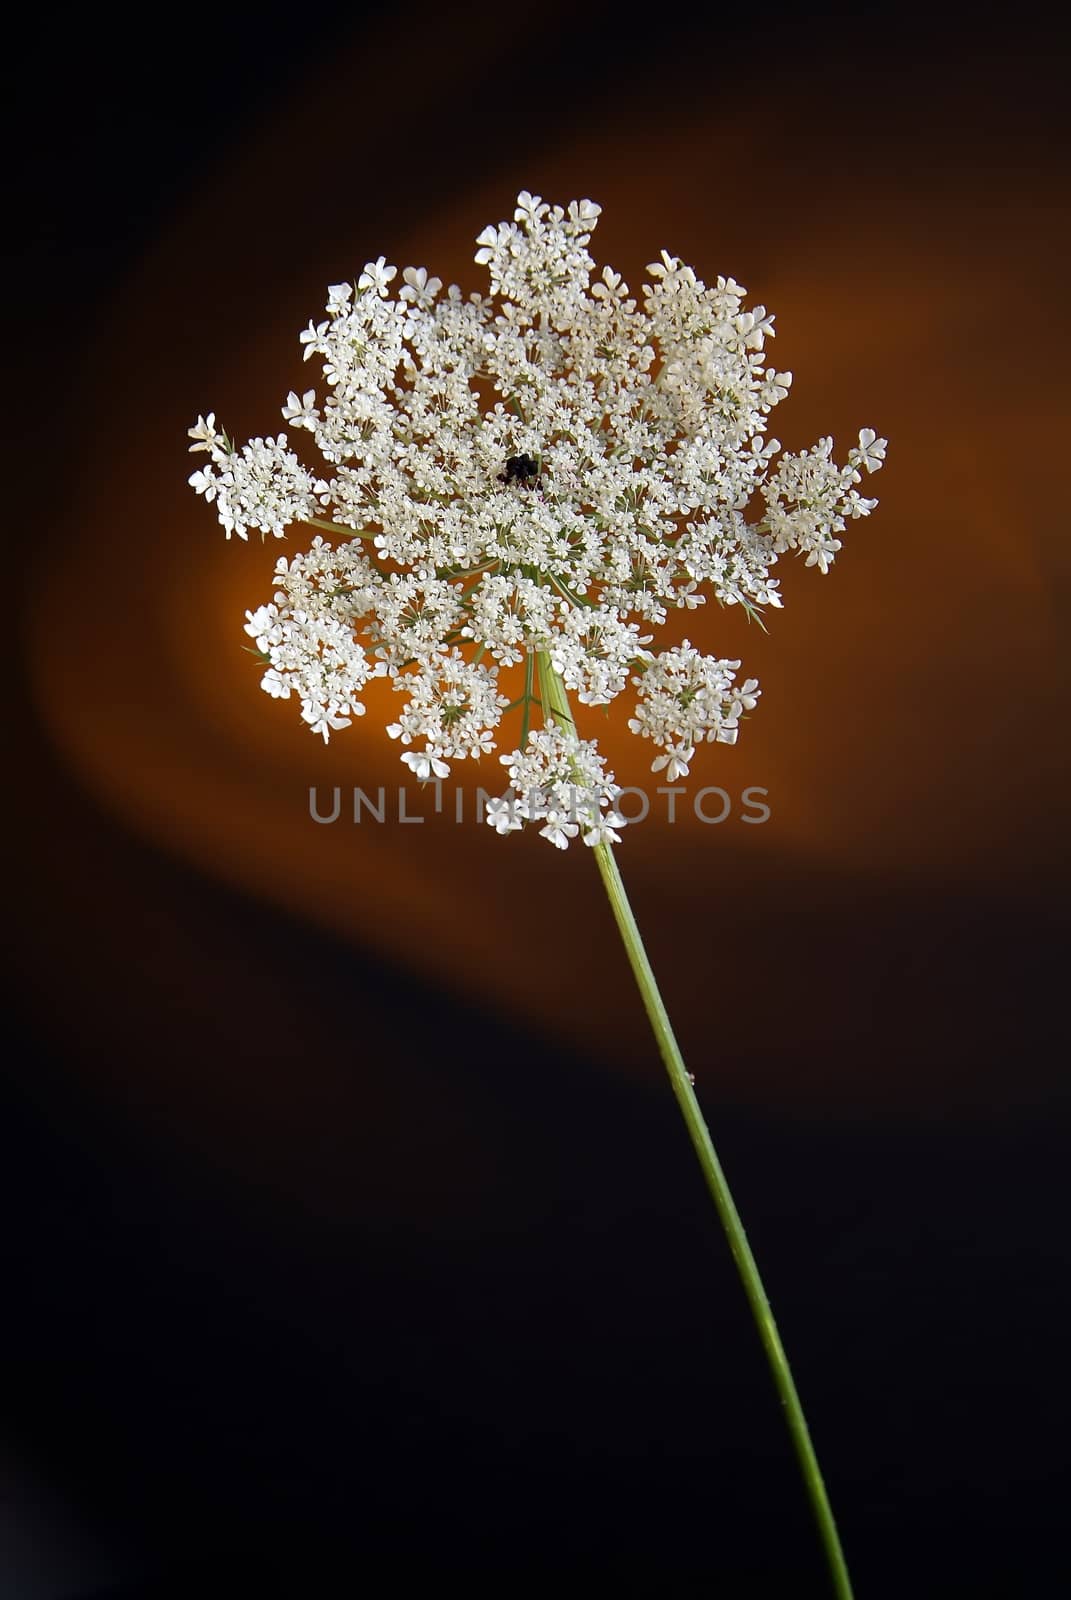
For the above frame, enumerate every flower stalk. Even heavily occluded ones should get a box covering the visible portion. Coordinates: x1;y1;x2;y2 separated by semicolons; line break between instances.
538;648;854;1600
190;192;884;1592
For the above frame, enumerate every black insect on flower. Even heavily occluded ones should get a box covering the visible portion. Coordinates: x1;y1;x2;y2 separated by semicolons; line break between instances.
498;452;542;489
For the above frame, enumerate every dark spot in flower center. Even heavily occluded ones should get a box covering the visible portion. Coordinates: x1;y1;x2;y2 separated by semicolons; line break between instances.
498;453;541;489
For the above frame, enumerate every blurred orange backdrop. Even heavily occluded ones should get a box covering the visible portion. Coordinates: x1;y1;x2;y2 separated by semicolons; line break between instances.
19;5;1069;1122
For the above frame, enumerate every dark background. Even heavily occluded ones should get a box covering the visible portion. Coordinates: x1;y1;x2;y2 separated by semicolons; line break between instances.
6;3;1069;1595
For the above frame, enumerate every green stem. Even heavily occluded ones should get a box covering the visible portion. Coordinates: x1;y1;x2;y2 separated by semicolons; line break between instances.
520;649;536;750
297;516;377;540
536;650;854;1600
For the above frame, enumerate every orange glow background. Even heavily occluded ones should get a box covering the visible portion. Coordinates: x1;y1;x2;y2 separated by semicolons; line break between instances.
7;4;1070;1592
19;10;1067;1120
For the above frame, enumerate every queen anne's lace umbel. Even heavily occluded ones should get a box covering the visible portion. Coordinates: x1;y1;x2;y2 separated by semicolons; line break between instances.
189;192;886;847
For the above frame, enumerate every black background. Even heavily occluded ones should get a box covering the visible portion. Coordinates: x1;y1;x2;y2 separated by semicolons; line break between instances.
6;4;1069;1596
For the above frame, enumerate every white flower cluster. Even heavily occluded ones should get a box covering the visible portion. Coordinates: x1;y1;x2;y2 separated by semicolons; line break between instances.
488;725;628;850
629;642;761;783
242;534;385;739
190;192;886;846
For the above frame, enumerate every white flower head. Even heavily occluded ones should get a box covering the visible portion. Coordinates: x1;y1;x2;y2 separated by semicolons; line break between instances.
281;389;317;427
189;193;886;844
401;748;451;782
358;256;397;296
187;413;223;453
